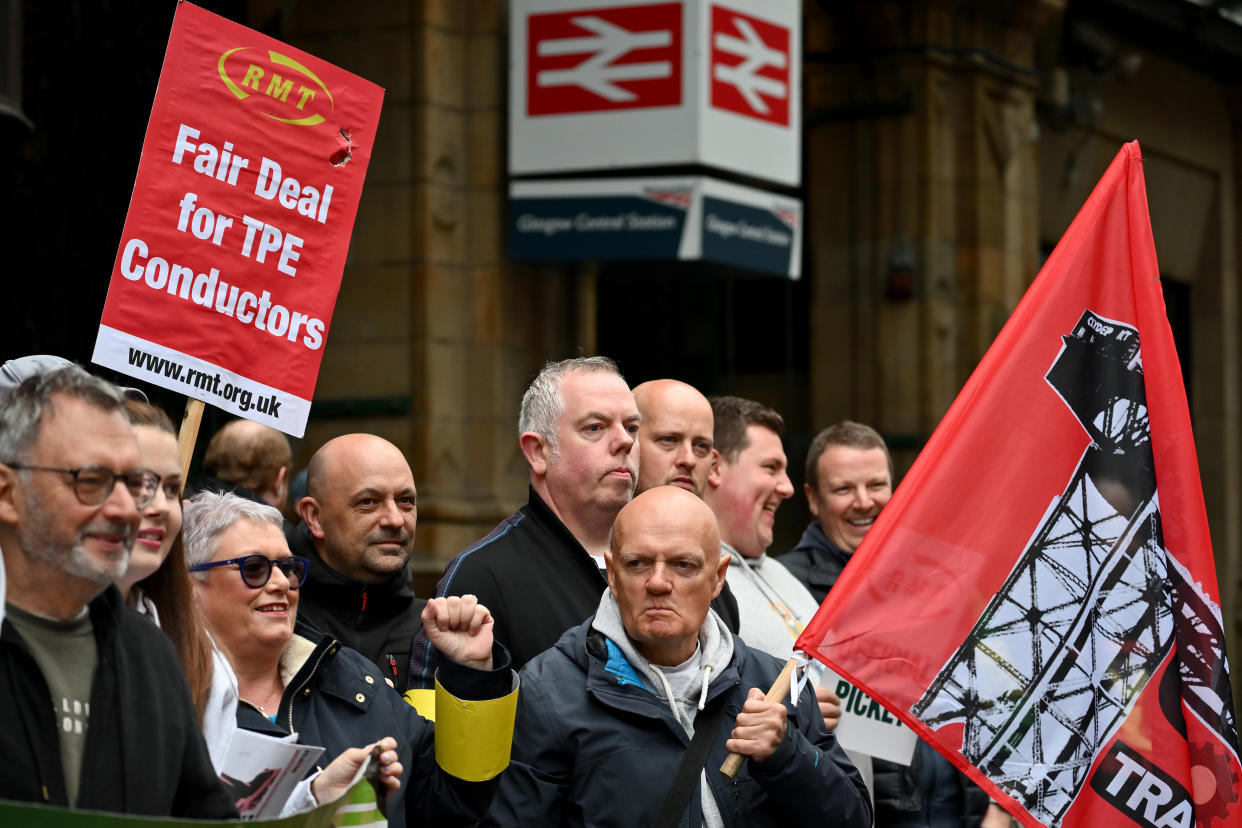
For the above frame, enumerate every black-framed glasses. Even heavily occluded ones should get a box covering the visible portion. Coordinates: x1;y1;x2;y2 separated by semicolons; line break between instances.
4;463;161;509
189;555;310;590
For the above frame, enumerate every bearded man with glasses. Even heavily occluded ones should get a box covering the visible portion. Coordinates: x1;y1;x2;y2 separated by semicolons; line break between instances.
184;490;518;827
0;365;238;818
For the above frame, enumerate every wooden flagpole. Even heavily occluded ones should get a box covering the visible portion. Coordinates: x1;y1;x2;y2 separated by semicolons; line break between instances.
176;398;205;493
719;656;799;779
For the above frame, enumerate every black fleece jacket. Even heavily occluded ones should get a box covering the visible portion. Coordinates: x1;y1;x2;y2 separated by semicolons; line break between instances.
287;520;426;690
0;586;237;818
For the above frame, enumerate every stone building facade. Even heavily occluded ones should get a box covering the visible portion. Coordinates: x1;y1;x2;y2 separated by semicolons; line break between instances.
255;0;1239;704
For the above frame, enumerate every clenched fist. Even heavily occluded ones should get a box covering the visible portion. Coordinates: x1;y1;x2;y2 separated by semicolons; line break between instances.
422;595;495;670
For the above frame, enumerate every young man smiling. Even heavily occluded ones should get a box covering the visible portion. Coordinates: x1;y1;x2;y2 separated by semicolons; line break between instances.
780;422;1005;828
701;397;871;793
781;421;893;603
701;395;807;659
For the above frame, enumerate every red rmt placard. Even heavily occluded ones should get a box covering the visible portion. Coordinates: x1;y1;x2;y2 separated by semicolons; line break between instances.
93;1;384;437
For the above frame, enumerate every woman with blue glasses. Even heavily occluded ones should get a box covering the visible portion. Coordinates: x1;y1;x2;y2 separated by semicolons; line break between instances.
184;489;517;826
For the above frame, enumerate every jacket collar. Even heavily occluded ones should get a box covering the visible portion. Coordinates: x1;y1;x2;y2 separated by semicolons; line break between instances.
589;590;734;697
525;486;595;557
239;619;364;734
288;521;415;618
0;585;123;660
565;610;743;720
792;521;853;579
525;486;608;581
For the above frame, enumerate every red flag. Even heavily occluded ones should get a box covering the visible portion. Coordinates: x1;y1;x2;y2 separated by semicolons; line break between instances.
795;142;1240;828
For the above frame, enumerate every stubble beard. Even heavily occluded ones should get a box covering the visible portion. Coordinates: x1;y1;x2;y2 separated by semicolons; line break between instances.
359;531;412;580
19;489;132;585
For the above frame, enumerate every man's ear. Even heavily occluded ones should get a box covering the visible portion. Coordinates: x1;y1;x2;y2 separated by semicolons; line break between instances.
271;465;288;500
603;548;617;596
299;496;325;539
804;482;820;518
519;432;550;478
0;463;21;525
706;449;724;489
712;551;729;599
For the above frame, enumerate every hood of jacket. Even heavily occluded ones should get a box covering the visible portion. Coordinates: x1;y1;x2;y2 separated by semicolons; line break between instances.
579;590;737;734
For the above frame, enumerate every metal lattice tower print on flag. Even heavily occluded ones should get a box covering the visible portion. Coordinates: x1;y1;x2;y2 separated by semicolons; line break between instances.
912;310;1236;825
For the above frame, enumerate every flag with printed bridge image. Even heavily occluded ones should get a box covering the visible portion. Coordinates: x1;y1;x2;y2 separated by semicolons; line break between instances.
795;142;1241;828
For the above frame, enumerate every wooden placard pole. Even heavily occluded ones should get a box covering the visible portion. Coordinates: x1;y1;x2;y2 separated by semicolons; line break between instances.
177;398;205;494
719;656;799;779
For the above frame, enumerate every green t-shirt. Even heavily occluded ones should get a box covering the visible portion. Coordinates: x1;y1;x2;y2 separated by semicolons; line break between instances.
6;603;98;805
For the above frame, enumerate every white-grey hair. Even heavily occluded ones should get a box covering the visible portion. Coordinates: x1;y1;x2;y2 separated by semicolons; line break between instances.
518;356;622;457
183;490;285;577
0;365;126;464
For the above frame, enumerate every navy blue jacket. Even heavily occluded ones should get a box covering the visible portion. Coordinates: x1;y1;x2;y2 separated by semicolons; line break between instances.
484;617;873;827
238;619;511;827
777;521;853;605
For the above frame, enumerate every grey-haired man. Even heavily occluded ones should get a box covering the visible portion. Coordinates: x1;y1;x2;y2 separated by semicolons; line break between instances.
0;366;235;817
409;356;641;684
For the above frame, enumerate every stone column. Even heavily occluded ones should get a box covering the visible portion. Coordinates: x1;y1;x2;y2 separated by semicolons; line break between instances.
280;1;584;589
803;0;1059;469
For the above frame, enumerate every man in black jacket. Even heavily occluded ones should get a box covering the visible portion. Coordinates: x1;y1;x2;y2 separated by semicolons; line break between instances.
290;433;426;689
409;355;643;685
483;486;872;827
0;366;236;818
780;421;893;603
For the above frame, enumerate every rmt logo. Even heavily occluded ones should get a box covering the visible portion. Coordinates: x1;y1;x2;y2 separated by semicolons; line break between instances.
710;6;790;126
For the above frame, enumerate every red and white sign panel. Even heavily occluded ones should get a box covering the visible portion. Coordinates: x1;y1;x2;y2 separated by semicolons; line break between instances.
510;0;799;187
92;2;383;437
527;2;682;116
709;5;790;126
796;143;1241;828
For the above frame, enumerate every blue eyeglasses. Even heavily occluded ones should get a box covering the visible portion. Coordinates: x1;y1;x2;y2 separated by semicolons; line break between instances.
189;555;309;589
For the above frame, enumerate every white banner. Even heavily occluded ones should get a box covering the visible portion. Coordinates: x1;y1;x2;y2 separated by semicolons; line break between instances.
823;667;919;766
92;326;311;437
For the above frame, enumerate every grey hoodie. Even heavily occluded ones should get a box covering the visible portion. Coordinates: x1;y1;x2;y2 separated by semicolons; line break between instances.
590;590;734;828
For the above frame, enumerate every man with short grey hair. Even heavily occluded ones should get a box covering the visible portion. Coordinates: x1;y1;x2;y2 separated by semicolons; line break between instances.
0;366;236;818
409;356;641;685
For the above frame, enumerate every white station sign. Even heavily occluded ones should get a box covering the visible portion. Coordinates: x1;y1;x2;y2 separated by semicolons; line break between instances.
510;0;801;187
